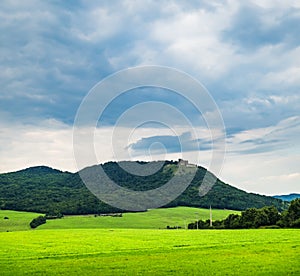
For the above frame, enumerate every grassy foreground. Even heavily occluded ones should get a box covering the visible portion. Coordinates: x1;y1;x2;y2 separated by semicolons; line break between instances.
0;228;299;275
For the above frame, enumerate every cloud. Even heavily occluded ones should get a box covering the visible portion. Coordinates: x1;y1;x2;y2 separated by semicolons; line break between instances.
129;135;182;153
223;2;300;50
218;115;300;195
0;119;75;173
1;0;299;129
0;0;299;195
222;150;300;195
226;116;300;155
0;0;114;124
128;131;212;155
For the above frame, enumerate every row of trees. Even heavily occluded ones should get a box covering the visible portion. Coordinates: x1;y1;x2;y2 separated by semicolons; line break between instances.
188;198;300;229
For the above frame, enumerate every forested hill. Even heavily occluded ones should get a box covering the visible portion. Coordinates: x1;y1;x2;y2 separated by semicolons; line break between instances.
0;161;287;215
273;193;300;202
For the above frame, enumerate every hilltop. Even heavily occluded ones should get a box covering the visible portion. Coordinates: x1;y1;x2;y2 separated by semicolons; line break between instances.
0;160;287;214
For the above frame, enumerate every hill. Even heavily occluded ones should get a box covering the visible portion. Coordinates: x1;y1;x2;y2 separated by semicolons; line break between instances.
273;193;300;202
0;161;287;214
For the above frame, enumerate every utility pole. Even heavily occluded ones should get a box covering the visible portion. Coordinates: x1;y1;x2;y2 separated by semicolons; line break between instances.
195;212;199;229
210;205;212;227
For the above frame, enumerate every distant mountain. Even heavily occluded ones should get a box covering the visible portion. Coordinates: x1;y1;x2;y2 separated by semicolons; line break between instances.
0;161;288;215
273;193;300;202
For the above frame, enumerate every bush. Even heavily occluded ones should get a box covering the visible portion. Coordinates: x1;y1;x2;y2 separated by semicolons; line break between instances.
30;216;46;229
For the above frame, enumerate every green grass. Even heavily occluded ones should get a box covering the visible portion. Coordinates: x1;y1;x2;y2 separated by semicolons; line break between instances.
0;210;43;232
0;229;299;275
0;207;239;231
38;207;239;230
1;208;299;275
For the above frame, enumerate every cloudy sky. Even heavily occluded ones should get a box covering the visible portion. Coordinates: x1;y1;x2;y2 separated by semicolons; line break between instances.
0;0;299;195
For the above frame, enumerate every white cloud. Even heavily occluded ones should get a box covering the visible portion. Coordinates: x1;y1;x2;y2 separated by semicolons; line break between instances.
0;120;75;173
221;116;300;194
261;66;300;88
221;150;300;195
253;0;300;9
226;116;300;154
124;2;239;79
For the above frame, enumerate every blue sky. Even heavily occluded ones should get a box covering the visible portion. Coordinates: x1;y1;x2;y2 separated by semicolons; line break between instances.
0;0;299;195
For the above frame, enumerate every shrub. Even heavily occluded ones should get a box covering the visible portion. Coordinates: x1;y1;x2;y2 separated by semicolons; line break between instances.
30;216;46;229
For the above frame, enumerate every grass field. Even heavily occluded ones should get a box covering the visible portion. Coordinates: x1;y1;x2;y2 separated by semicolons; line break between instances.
0;229;299;275
0;210;42;232
0;207;239;231
0;209;299;275
40;207;240;230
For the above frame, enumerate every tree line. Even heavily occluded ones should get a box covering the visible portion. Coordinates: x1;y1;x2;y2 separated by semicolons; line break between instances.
188;198;300;229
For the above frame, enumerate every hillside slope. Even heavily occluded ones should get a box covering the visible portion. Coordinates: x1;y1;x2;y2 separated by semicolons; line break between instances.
0;161;287;214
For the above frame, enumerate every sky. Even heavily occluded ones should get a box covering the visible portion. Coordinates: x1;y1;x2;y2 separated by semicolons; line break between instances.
0;0;299;195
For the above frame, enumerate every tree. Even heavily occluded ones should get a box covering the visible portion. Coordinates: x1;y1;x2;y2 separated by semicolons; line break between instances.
240;208;258;228
254;210;269;228
287;199;300;221
279;199;300;228
212;220;224;229
261;206;280;225
224;214;241;229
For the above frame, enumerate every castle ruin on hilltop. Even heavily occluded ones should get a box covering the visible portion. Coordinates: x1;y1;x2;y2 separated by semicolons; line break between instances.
178;159;197;168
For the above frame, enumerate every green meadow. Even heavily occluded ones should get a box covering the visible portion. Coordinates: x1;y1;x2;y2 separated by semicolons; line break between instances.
40;207;240;230
0;210;42;232
0;229;299;275
0;208;299;275
0;207;239;231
